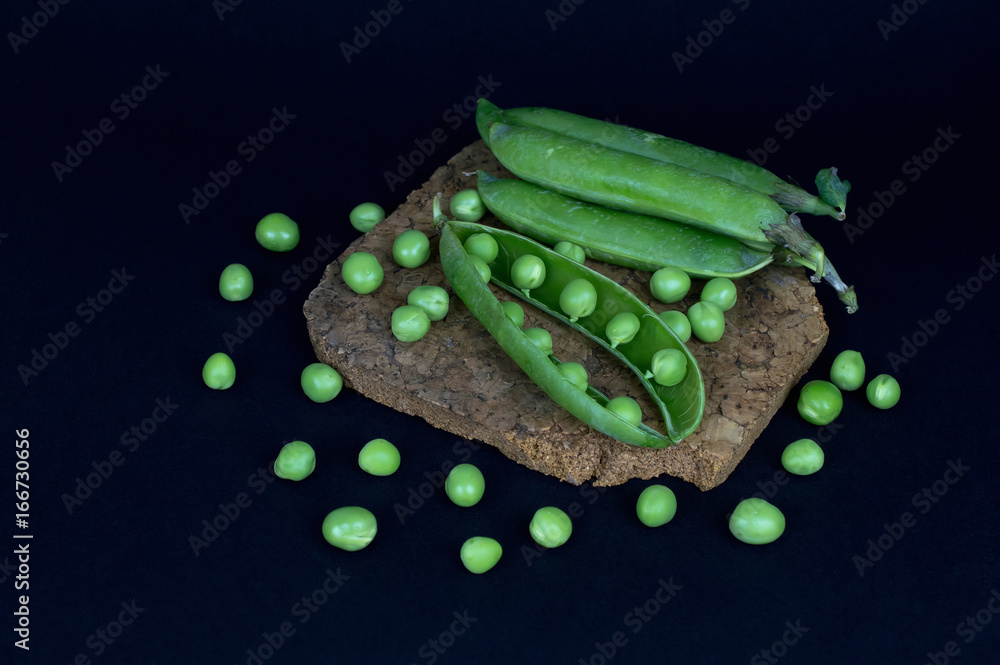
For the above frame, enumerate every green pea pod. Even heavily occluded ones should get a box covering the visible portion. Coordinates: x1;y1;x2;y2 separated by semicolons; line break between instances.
476;171;773;278
487;121;828;281
438;216;704;447
477;99;844;221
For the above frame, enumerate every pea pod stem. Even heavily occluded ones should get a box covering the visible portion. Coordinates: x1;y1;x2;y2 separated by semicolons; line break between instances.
774;249;857;314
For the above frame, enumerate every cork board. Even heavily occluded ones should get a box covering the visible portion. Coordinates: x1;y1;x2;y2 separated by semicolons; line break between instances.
303;141;828;490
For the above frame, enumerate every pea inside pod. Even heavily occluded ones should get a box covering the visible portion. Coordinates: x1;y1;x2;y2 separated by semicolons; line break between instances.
438;219;704;446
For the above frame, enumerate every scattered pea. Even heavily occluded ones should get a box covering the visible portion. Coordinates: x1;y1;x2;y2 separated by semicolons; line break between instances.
658;310;692;343
451;189;486;222
202;352;236;390
606;395;642;426
728;498;785;545
273;440;316;481
781;438;825;476
650;267;691;303
349;202;386;233
529;507;573;548
559;278;597;322
341;251;384;295
636;485;677;527
687;300;725;343
392;229;431;268
460;536;502;574
700;277;738;311
797;379;843;426
605;312;641;348
358;438;401;476
463;232;499;263
218;263;254;302
445;463;485;507
300;363;343;402
557;361;588;390
321;506;377;551
255;212;300;252
407;285;450;322
866;374;901;409
830;350;865;391
391;305;431;342
554;241;586;263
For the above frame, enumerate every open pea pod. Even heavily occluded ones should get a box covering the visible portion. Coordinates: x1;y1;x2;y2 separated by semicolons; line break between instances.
439;219;705;447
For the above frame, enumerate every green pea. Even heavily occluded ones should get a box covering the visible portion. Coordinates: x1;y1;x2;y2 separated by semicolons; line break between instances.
392;229;431;269
445;463;485;507
511;254;546;295
469;255;492;283
391;305;431;343
729;498;785;545
605;312;641;348
700;277;738;311
218;263;254;302
522;327;553;355
636;485;677;527
460;536;502;574
358;438;400;476
830;350;865;391
650;267;691;303
866;374;900;409
658;310;692;343
255;212;299;252
407;285;450;322
342;251;384;295
463;233;499;263
781;438;824;476
797;379;843;425
687;301;725;343
322;506;377;551
559;278;597;322
646;348;687;387
557;361;588;390
451;189;485;222
349;202;385;233
529;506;573;548
606;395;642;426
501;301;525;328
202;352;235;390
554;240;586;263
273;440;316;481
300;362;343;402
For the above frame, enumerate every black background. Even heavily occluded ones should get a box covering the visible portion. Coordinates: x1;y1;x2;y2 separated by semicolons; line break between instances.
3;0;999;663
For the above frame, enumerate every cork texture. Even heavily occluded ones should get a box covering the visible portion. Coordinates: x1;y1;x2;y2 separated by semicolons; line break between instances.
303;141;829;490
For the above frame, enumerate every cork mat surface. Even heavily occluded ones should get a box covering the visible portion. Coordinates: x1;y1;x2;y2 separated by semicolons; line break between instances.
303;141;828;490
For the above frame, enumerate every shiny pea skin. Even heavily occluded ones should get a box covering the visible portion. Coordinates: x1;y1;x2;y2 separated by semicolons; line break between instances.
300;363;343;402
523;327;553;355
501;301;525;328
867;374;900;409
322;506;377;551
407;285;450;322
605;312;641;348
342;251;384;294
650;267;691;303
559;278;597;322
830;350;865;391
463;232;499;263
451;189;485;222
797;379;843;425
255;212;299;252
511;254;546;295
658;310;692;343
349;202;385;233
202;352;236;390
781;438;824;475
557;361;588;390
460;536;502;574
646;348;687;387
700;277;737;311
393;229;431;268
445;463;485;507
358;438;401;476
469;255;492;283
729;498;785;545
273;440;316;481
391;305;431;342
529;507;573;548
687;301;725;343
606;395;642;426
219;263;253;302
554;240;586;263
636;485;677;527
